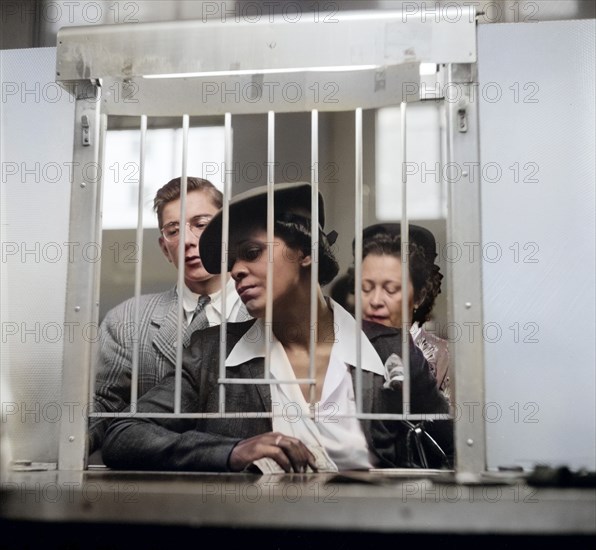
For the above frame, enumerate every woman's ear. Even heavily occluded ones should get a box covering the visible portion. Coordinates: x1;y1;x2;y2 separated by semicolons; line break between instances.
300;254;312;268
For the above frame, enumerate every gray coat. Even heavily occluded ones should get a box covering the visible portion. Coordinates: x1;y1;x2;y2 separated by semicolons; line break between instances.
89;288;247;453
102;320;453;471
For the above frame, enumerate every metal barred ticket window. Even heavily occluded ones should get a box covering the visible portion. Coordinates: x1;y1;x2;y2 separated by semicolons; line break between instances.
55;6;484;473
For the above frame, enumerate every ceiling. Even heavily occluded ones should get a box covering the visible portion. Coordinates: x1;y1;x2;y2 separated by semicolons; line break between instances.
2;0;594;50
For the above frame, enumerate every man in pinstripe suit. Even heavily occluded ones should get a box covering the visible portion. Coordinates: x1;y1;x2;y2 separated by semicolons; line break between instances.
88;177;250;455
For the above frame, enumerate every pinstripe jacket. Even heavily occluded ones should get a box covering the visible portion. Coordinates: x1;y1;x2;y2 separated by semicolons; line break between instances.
89;287;249;453
102;320;453;471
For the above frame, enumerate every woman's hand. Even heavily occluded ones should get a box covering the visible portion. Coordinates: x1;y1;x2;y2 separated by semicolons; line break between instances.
228;432;318;473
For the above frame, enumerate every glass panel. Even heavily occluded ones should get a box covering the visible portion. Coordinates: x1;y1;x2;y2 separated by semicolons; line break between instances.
102;125;225;229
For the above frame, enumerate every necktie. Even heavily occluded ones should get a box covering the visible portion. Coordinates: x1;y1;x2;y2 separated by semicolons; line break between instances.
187;295;211;335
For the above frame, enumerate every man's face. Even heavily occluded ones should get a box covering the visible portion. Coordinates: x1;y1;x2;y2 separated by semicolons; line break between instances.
158;190;220;293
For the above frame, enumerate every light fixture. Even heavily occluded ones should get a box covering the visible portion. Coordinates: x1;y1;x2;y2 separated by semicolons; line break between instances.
143;65;381;79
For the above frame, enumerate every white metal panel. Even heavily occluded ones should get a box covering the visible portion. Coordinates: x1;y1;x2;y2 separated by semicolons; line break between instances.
58;82;102;469
0;47;75;463
97;65;421;116
444;63;486;474
54;7;474;115
478;19;596;470
55;8;476;81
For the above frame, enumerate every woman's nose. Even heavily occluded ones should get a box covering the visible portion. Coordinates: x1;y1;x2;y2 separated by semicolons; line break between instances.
231;261;247;281
369;288;384;307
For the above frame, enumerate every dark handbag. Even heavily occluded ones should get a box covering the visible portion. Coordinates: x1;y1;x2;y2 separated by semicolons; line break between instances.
402;420;451;469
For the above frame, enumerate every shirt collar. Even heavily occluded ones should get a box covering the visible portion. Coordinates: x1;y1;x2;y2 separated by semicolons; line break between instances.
179;284;199;317
178;276;236;316
328;299;385;376
225;319;268;366
209;277;239;316
225;299;385;377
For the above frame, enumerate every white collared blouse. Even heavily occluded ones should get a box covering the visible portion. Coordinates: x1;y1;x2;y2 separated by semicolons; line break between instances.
225;299;385;470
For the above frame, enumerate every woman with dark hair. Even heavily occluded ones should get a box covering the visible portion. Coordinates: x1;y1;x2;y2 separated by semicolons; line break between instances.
103;183;451;472
356;223;450;398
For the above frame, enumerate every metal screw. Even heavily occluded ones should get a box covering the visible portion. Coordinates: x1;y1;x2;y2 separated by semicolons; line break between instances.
74;306;81;312
69;436;75;442
466;438;474;446
80;182;86;188
462;171;469;177
465;302;472;309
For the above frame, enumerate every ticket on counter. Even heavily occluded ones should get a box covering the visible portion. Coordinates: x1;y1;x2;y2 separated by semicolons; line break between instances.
249;445;338;474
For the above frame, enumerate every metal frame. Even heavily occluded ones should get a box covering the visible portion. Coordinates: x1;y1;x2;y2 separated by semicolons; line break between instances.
55;7;484;473
58;82;102;470
444;63;486;475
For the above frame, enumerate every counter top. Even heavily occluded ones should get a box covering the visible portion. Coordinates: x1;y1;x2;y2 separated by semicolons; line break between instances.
2;468;595;541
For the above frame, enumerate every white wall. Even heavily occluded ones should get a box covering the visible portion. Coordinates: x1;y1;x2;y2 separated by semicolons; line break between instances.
1;47;75;463
478;20;596;470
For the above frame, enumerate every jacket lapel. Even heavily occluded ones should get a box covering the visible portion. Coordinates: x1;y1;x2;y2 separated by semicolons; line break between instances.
349;367;375;450
151;288;182;366
247;359;271;412
219;321;271;414
349;363;403;468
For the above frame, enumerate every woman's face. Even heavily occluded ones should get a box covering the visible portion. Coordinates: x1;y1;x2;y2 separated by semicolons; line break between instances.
230;229;309;318
361;253;414;329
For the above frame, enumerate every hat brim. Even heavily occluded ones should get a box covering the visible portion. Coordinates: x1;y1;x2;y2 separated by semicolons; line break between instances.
199;182;325;275
356;223;438;261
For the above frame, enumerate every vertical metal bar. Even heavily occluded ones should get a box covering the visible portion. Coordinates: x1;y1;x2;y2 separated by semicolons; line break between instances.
88;113;108;411
354;108;363;414
439;100;449;219
219;112;233;413
174;114;190;414
400;102;411;416
58;83;101;470
445;62;486;475
265;111;275;379
130;115;147;411
309;109;319;408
